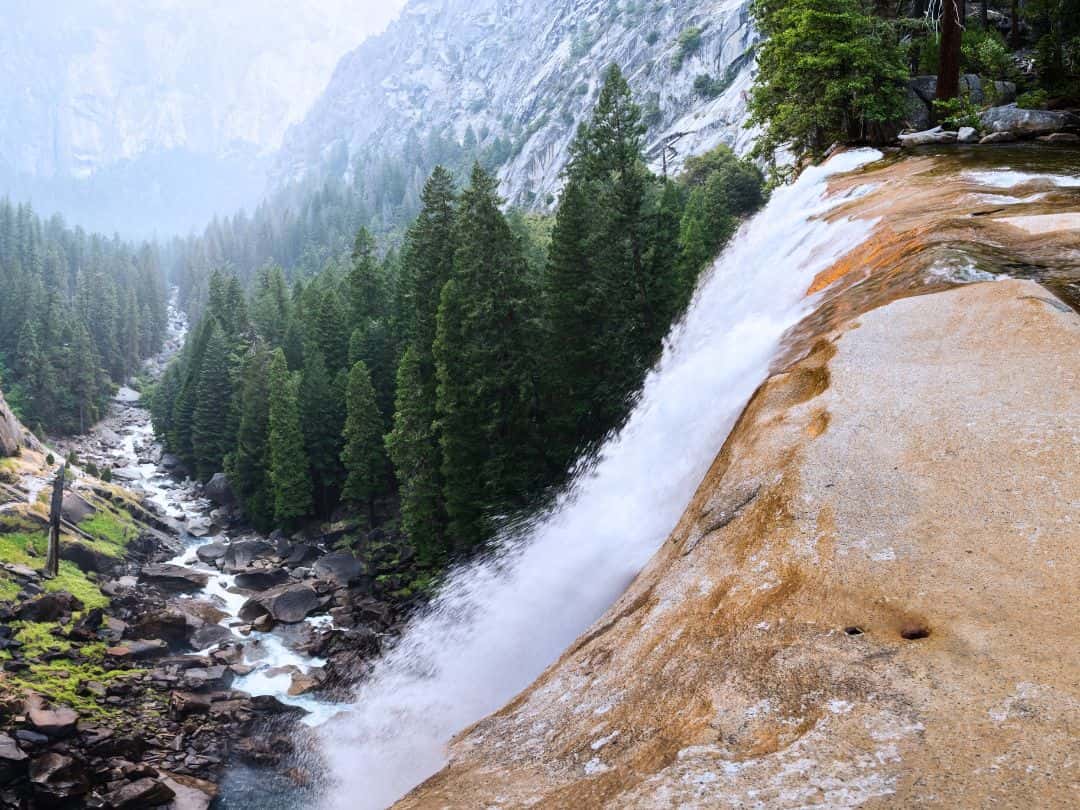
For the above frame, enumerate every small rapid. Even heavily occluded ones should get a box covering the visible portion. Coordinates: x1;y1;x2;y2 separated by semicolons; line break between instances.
70;307;341;724
319;149;885;809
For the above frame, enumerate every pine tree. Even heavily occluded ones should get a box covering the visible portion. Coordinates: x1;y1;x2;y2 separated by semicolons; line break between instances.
387;167;457;555
299;348;345;515
435;164;547;551
386;346;445;567
192;321;234;481
226;348;274;531
267;348;312;527
341;360;386;525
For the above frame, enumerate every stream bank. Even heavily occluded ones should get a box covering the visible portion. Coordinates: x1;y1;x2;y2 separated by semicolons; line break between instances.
0;304;422;808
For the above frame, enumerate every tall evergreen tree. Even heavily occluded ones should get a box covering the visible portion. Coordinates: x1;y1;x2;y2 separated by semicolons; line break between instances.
267;348;312;527
435;164;547;551
341;360;386;525
192;322;235;481
386;346;446;568
226;348;274;531
300;348;345;515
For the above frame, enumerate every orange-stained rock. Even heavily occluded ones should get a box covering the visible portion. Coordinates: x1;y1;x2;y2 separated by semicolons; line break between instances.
397;279;1080;809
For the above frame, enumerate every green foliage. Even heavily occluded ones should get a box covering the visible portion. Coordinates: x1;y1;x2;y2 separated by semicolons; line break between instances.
435;165;547;551
673;26;704;69
748;0;909;161
341;361;387;521
226;349;274;531
1017;88;1051;109
386;346;445;568
919;27;1015;81
192;320;235;481
1026;0;1080;96
267;349;313;528
0;201;167;435
932;96;982;129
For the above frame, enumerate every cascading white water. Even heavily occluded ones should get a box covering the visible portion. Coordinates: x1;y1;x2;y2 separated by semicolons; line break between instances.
321;149;883;809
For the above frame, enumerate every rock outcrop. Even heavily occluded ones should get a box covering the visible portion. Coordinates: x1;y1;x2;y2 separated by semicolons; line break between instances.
397;279;1080;807
274;0;758;208
0;388;23;457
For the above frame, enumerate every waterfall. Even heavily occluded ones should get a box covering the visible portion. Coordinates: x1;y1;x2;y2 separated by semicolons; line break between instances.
319;149;883;809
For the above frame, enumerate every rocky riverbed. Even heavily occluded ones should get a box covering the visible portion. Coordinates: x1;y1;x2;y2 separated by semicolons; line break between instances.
0;307;423;808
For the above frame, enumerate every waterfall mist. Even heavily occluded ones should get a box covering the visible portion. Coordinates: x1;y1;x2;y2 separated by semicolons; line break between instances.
318;149;883;809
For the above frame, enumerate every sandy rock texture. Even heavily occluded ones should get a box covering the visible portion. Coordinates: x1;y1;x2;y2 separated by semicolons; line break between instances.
397;279;1079;808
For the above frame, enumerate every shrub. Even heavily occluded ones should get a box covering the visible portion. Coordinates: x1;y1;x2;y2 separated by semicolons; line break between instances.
645;30;660;46
672;26;704;69
933;96;982;129
748;0;909;161
45;453;54;465
1017;88;1050;109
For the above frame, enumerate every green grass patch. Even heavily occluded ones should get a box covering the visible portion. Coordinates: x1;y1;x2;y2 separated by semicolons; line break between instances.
0;574;19;601
0;530;44;567
47;562;108;610
78;508;137;557
0;530;108;609
7;656;137;720
12;621;72;657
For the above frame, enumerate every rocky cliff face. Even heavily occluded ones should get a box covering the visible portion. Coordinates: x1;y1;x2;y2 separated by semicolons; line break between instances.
393;153;1080;807
274;0;758;207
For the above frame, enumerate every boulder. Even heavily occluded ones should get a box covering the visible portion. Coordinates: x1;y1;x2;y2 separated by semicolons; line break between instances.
160;453;184;471
899;126;958;147
25;695;78;738
175;599;227;625
185;516;213;537
0;389;22;457
28;752;88;800
234;567;290;591
61;541;118;574
130;609;196;648
239;583;324;624
160;773;217;810
106;639;168;660
312;551;367;587
284;543;321;567
1037;132;1080;144
0;733;28;784
189;625;233;650
222;539;275;573
979;104;1079;136
203;473;235;507
60;491;96;523
17;591;84;622
103;776;176;808
141;564;209;592
194;541;228;564
904;87;932;131
980;131;1018;144
957;126;979;143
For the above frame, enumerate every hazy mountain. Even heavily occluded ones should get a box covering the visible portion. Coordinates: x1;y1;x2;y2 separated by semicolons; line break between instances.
273;0;758;208
0;0;405;236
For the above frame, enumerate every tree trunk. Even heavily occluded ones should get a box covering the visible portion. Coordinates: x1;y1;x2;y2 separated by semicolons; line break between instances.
936;0;963;102
1010;0;1021;48
981;0;989;30
43;462;66;579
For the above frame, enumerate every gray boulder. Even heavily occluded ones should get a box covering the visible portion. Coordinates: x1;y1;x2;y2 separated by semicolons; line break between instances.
899;126;958;147
222;539;275;573
980;131;1018;144
234;567;290;591
60;491;96;523
979;104;1078;135
0;389;22;457
141;564;209;592
189;625;233;650
957;126;979;143
203;473;235;507
239;583;324;624
313;551;367;587
195;541;228;564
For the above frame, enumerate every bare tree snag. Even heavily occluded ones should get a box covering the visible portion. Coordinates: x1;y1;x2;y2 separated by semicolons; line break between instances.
43;462;66;579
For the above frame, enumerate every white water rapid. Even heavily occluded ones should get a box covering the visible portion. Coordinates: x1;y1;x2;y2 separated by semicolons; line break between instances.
320;149;884;809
